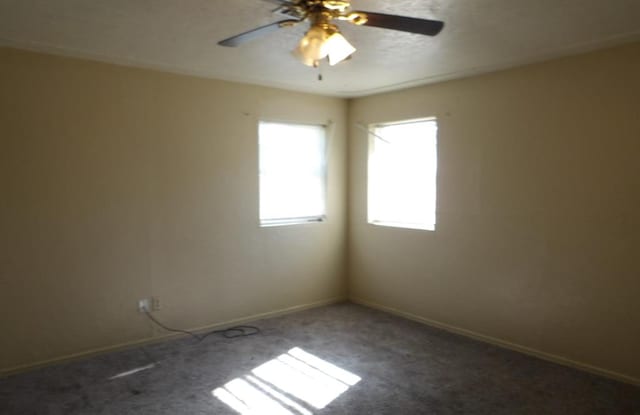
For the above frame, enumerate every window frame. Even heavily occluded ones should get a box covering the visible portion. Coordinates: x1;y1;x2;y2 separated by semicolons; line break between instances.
258;120;328;227
367;117;438;231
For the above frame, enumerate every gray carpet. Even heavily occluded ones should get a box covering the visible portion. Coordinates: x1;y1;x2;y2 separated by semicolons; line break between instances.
1;302;638;414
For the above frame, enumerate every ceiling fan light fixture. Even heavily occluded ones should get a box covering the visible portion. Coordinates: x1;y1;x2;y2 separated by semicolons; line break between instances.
219;2;445;71
293;23;355;67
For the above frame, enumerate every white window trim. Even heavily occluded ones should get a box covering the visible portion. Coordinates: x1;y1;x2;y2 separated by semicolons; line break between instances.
258;120;328;227
367;117;438;232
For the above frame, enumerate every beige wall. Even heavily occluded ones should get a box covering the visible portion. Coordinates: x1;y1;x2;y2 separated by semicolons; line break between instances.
348;42;640;382
0;48;347;373
2;42;640;382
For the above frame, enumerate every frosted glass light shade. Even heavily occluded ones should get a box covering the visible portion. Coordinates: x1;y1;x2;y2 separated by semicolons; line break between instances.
325;32;356;66
293;26;329;67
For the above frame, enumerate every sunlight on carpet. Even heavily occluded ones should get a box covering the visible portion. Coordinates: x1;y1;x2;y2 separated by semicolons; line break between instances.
212;347;361;414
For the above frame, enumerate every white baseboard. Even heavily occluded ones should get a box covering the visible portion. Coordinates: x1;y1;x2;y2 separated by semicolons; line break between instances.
0;296;346;378
350;297;639;386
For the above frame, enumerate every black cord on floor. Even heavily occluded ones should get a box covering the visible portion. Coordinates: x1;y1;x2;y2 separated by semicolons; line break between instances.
142;308;260;343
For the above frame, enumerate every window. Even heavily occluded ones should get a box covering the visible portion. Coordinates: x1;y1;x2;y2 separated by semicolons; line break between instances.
368;118;438;231
259;121;327;226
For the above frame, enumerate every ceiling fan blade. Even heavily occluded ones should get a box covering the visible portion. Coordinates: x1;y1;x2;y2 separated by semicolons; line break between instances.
354;11;444;36
218;19;299;47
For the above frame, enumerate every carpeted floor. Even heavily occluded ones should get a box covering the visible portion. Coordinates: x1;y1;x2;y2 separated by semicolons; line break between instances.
1;302;638;414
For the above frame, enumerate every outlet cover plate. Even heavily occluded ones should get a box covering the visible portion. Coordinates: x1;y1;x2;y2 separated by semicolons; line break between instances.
138;298;151;312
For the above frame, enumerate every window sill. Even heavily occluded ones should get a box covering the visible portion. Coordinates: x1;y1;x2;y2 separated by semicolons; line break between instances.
260;217;326;227
369;221;435;231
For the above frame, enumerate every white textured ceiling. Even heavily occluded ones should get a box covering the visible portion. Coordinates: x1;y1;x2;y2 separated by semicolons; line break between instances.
1;0;639;97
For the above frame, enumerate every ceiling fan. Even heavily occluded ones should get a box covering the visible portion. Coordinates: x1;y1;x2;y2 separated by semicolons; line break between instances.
218;0;444;68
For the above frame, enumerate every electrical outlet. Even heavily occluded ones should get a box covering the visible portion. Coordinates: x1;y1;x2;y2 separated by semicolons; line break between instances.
151;296;160;311
138;298;151;313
